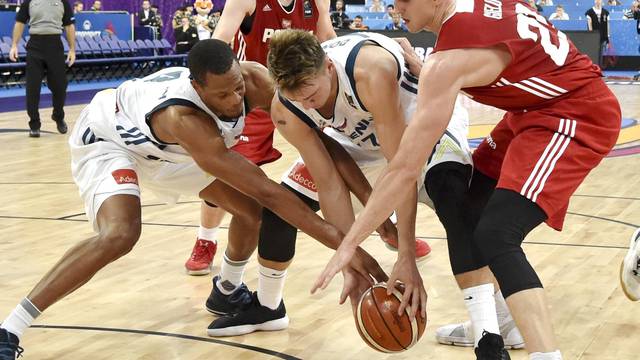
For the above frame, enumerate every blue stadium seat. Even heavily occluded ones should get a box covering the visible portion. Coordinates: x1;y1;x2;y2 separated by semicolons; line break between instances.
97;41;113;56
127;39;139;55
0;43;10;62
75;40;92;58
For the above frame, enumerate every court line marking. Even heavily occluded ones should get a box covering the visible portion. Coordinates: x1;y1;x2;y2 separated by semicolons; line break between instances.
0;213;636;250
30;324;302;360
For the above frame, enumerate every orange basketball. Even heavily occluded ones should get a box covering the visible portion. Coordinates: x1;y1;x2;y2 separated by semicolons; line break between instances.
354;283;427;353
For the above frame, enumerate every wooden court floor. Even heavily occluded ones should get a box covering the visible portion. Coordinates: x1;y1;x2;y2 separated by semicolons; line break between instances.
0;84;639;359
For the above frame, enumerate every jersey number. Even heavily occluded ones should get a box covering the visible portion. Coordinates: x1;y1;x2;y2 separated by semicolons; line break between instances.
515;3;569;66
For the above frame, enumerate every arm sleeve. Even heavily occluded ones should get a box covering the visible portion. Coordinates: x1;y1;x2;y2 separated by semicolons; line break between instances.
16;0;30;23
62;0;75;25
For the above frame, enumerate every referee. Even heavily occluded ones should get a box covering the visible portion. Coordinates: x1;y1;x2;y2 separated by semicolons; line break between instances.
9;0;76;138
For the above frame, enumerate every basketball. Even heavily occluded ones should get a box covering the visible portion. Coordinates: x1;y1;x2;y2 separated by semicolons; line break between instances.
355;282;427;353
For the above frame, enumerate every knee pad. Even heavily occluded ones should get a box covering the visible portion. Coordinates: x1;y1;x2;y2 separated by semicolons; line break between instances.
258;183;319;263
474;189;547;298
426;162;484;274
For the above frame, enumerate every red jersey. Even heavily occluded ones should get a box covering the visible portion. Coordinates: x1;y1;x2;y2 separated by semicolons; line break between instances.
233;0;320;65
433;0;602;112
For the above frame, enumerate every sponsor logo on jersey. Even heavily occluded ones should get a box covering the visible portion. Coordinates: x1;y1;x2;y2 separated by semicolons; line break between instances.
262;3;272;11
287;163;318;192
303;0;313;18
112;169;139;185
483;0;503;19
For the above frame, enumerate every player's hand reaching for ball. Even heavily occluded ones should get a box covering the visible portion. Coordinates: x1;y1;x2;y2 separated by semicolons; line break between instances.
387;255;427;320
312;245;387;296
339;266;375;313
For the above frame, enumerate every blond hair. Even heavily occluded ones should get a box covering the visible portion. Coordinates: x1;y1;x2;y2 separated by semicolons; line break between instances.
267;29;326;92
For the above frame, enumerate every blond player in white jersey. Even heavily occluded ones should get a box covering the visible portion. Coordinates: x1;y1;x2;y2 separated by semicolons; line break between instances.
0;39;388;359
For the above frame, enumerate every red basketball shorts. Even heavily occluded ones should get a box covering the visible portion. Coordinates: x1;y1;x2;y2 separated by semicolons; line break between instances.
231;108;282;166
473;80;621;230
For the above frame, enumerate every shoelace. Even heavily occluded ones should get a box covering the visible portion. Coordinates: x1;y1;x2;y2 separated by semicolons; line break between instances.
0;341;24;358
228;285;253;308
633;258;640;277
191;242;212;261
477;331;504;358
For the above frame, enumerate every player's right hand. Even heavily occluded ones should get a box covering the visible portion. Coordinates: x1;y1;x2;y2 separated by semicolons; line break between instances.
9;46;18;62
393;37;423;77
339;265;375;313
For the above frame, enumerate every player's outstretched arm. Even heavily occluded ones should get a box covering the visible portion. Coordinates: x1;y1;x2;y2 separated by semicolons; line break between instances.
312;46;511;294
356;45;424;318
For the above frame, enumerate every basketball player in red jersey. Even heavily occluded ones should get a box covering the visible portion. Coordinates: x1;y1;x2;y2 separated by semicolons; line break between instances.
313;0;621;359
184;0;336;276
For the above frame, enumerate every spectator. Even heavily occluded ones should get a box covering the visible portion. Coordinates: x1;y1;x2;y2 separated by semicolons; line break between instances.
172;6;195;30
608;0;622;5
539;0;553;6
368;0;385;12
90;0;102;11
586;0;610;49
73;0;83;13
384;11;407;31
174;16;198;53
149;5;164;32
623;1;640;34
549;5;570;19
138;0;153;26
384;4;395;19
331;0;350;29
349;15;369;30
9;0;76;138
194;0;215;40
527;0;543;13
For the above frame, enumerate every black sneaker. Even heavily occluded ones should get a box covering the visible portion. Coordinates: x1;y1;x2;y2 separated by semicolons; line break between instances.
54;119;68;134
0;328;23;360
475;331;511;360
28;129;40;138
205;275;253;316
207;292;289;337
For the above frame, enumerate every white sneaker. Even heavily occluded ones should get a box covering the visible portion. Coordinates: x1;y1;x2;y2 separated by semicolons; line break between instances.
435;319;525;349
620;228;640;301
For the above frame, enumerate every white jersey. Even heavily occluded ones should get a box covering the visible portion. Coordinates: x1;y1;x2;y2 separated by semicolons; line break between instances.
85;67;245;165
279;32;470;159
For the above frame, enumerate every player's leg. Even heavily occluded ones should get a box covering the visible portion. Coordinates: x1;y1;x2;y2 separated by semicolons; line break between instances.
198;179;264;316
184;202;226;276
0;191;142;358
621;228;640;301
207;163;320;336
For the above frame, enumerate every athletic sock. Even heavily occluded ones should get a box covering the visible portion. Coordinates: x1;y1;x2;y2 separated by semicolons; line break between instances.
463;283;500;347
198;226;218;242
258;264;287;310
1;298;41;339
216;253;248;295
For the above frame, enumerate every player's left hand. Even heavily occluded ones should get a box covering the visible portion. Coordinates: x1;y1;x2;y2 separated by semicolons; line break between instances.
387;255;427;320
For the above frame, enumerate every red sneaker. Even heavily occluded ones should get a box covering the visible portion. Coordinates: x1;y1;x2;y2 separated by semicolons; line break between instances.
185;239;217;275
381;236;431;261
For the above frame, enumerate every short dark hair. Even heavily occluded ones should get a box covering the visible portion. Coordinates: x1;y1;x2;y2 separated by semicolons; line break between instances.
387;4;394;9
355;15;363;20
188;39;238;85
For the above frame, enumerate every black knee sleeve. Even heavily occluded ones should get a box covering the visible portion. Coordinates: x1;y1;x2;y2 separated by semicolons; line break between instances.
258;183;320;262
474;189;547;298
426;162;484;275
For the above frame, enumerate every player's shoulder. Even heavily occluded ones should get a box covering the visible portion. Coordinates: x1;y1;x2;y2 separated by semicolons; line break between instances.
240;61;270;83
353;45;398;83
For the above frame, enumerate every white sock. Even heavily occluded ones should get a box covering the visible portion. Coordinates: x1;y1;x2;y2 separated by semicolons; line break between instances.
463;283;500;347
494;290;514;326
530;350;563;360
257;264;287;310
216;253;248;295
198;226;218;242
1;299;41;339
